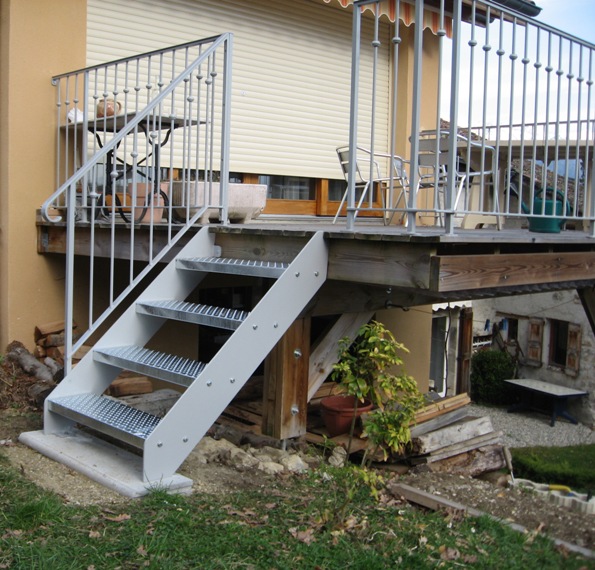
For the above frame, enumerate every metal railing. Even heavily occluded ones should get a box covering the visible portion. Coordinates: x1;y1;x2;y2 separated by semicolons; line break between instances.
43;34;233;371
344;0;595;236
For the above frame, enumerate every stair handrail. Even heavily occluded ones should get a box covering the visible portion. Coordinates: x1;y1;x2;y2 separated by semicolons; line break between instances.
43;33;232;372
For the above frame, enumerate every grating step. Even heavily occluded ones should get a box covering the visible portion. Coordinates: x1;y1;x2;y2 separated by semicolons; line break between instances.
176;256;289;278
94;345;205;387
136;300;249;330
47;393;160;448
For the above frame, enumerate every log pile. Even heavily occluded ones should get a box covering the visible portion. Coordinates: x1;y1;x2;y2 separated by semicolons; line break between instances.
33;320;81;365
405;393;506;477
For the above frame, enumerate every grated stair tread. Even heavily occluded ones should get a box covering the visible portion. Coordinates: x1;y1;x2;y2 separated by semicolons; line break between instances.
94;345;205;387
48;393;160;448
137;300;249;330
176;256;289;278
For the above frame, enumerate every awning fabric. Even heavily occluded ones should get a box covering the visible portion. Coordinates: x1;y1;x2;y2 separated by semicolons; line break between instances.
323;0;453;37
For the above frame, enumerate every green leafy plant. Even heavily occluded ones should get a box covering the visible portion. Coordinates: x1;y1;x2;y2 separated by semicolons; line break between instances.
331;320;425;461
470;349;516;405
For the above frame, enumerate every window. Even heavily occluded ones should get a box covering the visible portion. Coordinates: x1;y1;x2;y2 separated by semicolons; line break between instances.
549;319;581;376
259;175;315;200
429;315;448;395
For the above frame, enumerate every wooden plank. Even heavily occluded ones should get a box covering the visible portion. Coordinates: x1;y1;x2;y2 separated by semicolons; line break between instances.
389;482;595;558
223;404;262;426
328;240;434;288
412;393;471;424
411;416;494;455
216;415;262;435
432;251;595;292
412;431;503;464
409;407;470;438
307;311;374;401
107;376;153;397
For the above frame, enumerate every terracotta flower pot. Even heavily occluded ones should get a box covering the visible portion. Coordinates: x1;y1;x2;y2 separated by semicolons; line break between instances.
320;394;373;437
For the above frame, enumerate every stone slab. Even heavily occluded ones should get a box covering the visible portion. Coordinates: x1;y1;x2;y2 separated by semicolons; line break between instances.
19;430;193;498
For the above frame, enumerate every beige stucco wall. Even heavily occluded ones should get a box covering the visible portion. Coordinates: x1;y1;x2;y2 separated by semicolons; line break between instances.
0;0;86;352
376;306;432;394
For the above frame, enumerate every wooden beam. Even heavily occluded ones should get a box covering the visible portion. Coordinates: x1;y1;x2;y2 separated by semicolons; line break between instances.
38;223;190;262
328;241;434;289
432;251;595;292
307;311;374;402
262;318;310;440
308;281;435;316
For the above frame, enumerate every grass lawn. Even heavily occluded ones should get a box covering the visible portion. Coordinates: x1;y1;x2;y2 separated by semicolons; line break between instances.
0;453;591;569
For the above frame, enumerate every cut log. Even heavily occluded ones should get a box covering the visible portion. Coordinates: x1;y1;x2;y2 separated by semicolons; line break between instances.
425;444;507;476
34;320;76;341
107;376;153;397
45;346;65;363
6;341;54;383
38;330;81;348
411;416;494;455
119;389;181;418
27;381;57;408
33;345;47;359
43;357;64;383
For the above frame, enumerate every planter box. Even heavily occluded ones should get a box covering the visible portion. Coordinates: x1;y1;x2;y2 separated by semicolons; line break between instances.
171;182;267;223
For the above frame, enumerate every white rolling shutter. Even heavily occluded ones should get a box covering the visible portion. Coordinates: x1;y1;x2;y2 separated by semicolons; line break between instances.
87;0;390;179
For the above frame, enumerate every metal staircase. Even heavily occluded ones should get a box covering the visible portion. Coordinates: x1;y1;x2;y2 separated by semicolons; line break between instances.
22;228;328;496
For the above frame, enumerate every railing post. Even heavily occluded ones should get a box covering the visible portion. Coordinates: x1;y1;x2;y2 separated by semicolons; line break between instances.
445;0;463;235
220;34;233;226
407;0;425;234
346;3;362;232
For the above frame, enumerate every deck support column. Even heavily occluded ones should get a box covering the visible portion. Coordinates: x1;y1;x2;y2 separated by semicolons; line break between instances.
262;318;310;440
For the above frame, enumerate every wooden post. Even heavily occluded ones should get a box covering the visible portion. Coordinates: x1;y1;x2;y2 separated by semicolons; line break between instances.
262;318;310;440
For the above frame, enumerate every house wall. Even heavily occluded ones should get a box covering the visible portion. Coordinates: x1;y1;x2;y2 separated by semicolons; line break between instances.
473;292;594;426
0;0;86;352
376;306;432;394
0;0;440;379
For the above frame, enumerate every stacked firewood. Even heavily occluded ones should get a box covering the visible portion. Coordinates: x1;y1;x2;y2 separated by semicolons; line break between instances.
33;320;81;364
406;393;507;477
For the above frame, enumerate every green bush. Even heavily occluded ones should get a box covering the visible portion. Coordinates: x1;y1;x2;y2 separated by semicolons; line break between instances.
511;444;595;493
470;349;516;405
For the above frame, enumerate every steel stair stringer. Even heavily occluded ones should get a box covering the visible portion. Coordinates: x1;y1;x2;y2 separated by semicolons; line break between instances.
141;231;328;482
42;227;218;435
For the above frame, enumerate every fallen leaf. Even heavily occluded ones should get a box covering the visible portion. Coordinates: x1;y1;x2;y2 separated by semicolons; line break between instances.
104;513;131;523
88;530;101;539
137;545;148;557
289;527;316;545
439;545;460;561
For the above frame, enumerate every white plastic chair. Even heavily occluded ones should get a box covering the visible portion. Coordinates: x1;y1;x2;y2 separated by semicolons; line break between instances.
333;145;411;224
415;130;498;227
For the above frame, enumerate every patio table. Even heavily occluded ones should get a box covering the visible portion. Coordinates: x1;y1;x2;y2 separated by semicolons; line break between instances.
504;378;588;427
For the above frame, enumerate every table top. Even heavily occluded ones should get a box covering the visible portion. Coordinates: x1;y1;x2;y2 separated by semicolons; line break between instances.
504;378;588;398
63;112;200;133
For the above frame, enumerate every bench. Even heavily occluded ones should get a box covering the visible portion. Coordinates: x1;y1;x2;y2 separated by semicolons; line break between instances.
504;378;588;427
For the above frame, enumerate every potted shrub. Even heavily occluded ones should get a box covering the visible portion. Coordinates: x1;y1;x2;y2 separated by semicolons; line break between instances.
326;320;425;458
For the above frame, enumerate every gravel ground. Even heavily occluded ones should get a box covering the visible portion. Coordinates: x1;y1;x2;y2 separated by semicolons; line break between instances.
467;403;595;448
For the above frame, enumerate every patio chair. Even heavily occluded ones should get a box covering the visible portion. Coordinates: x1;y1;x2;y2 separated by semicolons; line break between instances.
415;130;499;227
333;145;411;224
